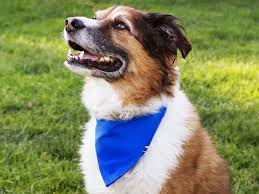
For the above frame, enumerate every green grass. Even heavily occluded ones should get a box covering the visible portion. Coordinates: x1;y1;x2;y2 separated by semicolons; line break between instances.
0;0;258;193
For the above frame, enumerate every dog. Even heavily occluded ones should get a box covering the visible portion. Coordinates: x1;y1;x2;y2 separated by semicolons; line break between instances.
63;6;231;194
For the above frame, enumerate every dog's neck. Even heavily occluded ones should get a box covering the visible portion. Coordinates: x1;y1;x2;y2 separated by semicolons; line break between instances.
82;72;180;120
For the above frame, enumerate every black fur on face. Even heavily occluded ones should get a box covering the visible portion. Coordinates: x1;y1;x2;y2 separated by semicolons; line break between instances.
127;12;191;91
133;13;192;63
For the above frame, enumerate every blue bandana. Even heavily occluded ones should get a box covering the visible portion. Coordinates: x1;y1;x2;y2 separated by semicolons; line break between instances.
95;106;167;187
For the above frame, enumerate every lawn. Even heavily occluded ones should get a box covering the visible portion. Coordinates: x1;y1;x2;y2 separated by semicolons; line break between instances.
0;0;258;193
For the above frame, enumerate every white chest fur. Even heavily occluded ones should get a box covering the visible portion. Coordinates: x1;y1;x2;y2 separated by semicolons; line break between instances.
79;79;194;194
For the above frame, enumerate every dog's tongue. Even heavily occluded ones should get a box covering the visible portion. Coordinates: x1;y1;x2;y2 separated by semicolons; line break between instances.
83;53;100;61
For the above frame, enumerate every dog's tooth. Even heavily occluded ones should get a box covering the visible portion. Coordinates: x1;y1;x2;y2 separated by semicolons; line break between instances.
104;56;110;61
75;55;79;60
79;51;84;60
99;57;105;62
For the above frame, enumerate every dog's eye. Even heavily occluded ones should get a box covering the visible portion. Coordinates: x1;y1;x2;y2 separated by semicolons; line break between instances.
113;22;128;30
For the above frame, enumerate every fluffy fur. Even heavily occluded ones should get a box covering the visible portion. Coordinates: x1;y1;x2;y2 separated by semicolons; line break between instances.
80;80;194;194
63;5;231;194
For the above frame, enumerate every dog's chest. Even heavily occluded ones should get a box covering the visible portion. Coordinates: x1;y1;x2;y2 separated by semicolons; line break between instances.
80;120;169;194
79;91;193;194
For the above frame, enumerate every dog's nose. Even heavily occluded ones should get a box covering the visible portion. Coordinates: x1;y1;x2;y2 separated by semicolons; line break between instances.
65;17;85;32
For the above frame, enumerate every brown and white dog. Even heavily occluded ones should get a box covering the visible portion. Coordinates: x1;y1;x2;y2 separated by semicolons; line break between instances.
63;6;231;194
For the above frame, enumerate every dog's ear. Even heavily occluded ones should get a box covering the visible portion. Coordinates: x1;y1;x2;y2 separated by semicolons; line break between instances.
145;13;192;59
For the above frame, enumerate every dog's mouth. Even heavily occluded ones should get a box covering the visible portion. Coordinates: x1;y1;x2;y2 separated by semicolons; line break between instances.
66;41;123;72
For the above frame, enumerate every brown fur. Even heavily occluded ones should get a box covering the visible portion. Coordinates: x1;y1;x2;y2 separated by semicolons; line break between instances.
96;6;177;106
111;32;176;106
97;7;230;193
93;6;230;193
160;126;231;194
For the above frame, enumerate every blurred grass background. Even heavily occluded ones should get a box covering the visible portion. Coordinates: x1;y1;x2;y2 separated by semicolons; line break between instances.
0;0;258;193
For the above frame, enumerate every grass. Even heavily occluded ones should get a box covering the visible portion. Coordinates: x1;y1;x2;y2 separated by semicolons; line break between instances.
0;0;258;193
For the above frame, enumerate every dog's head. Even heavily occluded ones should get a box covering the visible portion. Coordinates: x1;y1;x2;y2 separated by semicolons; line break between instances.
64;6;191;105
